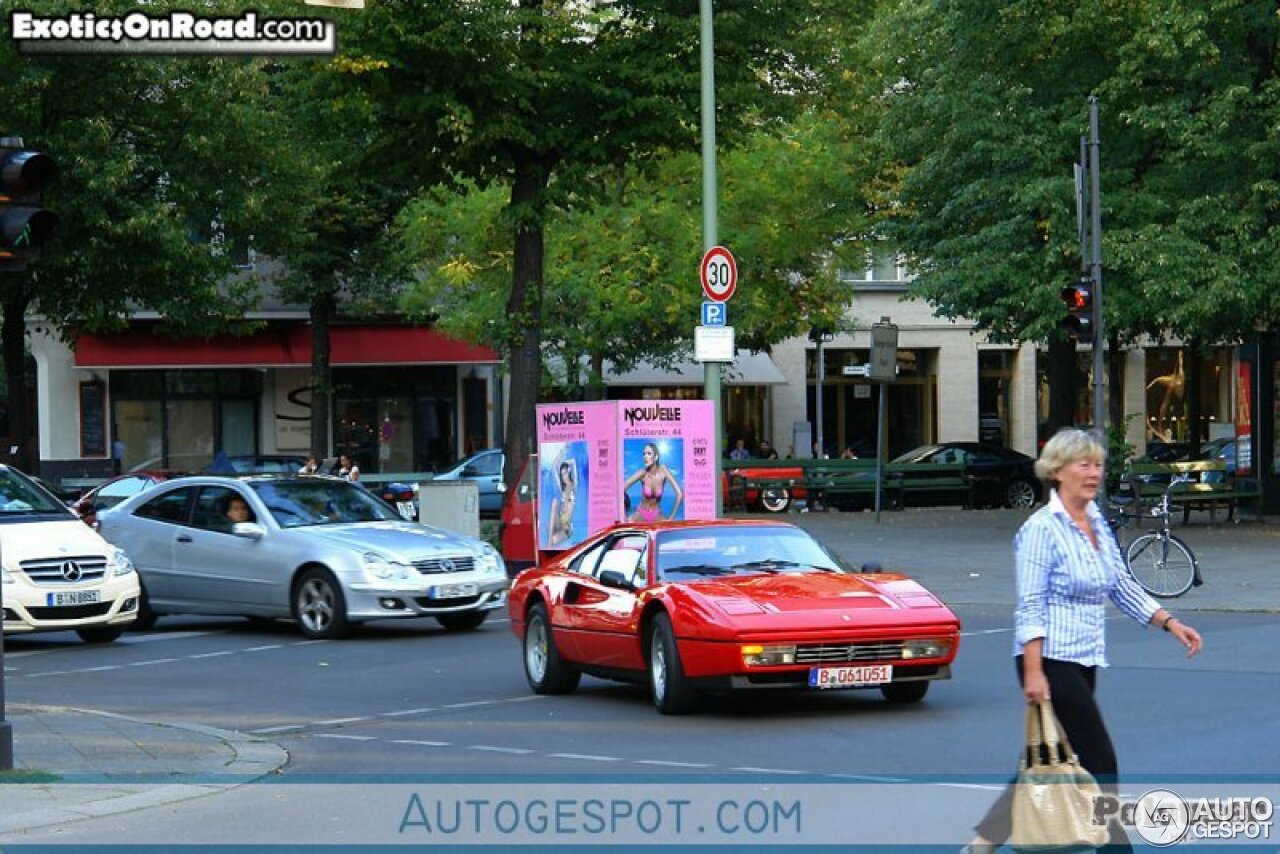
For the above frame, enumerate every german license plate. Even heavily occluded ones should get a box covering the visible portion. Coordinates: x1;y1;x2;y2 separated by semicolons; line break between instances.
808;664;893;689
430;583;477;599
47;590;102;607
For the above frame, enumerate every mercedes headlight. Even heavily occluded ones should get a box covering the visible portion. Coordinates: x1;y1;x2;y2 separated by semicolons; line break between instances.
0;566;13;585
109;547;135;577
362;551;413;582
477;543;505;576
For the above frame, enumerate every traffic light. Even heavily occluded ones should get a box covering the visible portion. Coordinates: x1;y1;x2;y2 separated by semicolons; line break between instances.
1060;279;1094;344
0;140;58;271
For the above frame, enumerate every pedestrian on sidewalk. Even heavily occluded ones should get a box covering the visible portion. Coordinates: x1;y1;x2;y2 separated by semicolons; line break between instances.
965;428;1203;854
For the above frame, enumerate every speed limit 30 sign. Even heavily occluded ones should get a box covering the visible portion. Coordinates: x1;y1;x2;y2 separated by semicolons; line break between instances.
700;246;737;303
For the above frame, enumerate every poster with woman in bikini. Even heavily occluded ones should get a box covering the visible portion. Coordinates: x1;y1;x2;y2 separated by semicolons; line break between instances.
622;438;684;522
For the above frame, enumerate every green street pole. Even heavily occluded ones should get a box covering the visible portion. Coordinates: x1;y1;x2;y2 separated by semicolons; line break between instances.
700;0;723;516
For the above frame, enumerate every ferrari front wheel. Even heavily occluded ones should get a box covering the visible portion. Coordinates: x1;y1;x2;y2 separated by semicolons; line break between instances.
648;613;698;715
523;603;580;694
880;680;929;703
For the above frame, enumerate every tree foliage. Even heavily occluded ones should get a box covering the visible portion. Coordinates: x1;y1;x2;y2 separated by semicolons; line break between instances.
867;0;1280;346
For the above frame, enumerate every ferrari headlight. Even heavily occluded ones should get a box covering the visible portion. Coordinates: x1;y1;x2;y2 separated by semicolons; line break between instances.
477;543;505;576
741;644;796;666
362;551;413;582
109;547;135;577
901;638;953;660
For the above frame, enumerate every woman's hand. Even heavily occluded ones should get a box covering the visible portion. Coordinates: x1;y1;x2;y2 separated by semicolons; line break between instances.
1170;620;1203;658
1023;669;1050;703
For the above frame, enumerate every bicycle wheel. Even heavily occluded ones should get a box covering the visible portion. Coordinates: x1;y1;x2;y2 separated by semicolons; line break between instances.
1125;533;1197;598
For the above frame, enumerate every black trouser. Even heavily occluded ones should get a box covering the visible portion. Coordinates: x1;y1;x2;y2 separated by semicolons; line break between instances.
974;656;1131;852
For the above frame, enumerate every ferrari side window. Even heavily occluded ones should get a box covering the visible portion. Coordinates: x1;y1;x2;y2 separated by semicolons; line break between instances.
568;540;608;577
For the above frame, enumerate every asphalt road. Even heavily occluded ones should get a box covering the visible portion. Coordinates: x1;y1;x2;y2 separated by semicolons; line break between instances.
3;506;1277;846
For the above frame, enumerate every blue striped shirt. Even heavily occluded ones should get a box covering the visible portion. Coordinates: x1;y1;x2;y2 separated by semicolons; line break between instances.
1013;490;1160;666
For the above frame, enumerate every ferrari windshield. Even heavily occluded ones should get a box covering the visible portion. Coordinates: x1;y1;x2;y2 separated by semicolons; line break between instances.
248;480;401;528
655;526;851;581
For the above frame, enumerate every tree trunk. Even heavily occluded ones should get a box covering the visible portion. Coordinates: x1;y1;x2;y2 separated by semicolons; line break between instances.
501;156;551;491
1107;331;1125;429
309;289;335;462
1046;335;1078;437
583;352;606;401
2;291;32;473
1185;340;1202;455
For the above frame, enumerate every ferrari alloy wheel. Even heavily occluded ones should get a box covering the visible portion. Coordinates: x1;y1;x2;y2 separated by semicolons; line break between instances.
292;567;350;640
1005;478;1038;509
436;610;488;632
880;680;929;704
523;603;580;694
648;613;698;715
758;487;791;514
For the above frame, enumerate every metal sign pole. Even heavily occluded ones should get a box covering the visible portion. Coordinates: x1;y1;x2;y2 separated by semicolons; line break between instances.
699;0;722;517
875;383;887;524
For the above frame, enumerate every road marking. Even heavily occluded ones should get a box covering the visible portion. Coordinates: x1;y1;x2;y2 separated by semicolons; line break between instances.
634;759;714;769
249;725;304;734
380;708;437;717
936;782;1004;792
390;739;452;747
441;700;497;709
243;644;284;652
188;651;235;659
124;631;218;643
827;773;910;783
548;753;622;763
83;665;123;672
731;766;805;775
129;658;181;666
468;745;535;755
314;733;376;741
314;717;367;726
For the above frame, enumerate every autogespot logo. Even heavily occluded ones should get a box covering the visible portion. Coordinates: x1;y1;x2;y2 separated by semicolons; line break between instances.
1134;789;1190;847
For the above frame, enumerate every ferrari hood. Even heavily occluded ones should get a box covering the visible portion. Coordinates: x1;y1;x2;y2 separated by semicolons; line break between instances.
680;571;955;630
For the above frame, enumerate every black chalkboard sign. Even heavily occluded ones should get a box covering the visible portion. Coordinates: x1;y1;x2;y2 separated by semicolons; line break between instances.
80;381;107;457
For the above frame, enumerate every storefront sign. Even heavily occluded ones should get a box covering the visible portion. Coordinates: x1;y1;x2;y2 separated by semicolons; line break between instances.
1236;361;1253;476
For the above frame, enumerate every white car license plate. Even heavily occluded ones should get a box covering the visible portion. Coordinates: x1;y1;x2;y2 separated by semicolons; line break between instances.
47;590;102;607
808;664;893;689
396;501;417;521
431;583;478;599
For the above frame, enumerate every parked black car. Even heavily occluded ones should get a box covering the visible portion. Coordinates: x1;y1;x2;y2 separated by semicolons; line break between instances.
891;442;1042;509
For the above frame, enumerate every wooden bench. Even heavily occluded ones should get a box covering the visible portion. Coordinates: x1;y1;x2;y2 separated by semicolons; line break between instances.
1125;460;1264;524
722;458;972;511
886;461;974;509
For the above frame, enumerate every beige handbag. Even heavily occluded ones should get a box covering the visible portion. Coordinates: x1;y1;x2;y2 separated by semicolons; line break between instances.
1009;700;1111;851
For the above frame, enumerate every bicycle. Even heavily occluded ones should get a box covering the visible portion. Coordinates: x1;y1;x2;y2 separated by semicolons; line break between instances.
1107;474;1203;598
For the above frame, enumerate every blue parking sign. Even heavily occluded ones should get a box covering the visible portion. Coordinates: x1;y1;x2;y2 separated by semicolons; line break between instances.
701;301;726;326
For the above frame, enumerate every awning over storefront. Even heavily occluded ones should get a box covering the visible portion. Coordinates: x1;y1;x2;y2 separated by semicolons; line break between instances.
74;325;499;369
604;352;788;386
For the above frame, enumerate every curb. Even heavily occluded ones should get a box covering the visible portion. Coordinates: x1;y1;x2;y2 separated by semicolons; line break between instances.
0;705;288;836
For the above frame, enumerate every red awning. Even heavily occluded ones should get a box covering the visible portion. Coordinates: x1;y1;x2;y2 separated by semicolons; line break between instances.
74;325;499;369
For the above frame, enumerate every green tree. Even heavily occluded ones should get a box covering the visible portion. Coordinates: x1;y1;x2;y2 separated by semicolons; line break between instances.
400;109;871;400
865;0;1280;435
337;0;853;487
0;0;303;469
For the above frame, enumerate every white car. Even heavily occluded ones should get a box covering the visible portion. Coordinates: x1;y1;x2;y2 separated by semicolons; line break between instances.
98;475;508;639
0;465;141;643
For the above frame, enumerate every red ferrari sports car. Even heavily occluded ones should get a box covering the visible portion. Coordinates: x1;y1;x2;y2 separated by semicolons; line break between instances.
508;519;960;714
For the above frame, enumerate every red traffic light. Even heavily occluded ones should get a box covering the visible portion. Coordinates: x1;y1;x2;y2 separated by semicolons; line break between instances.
1059;281;1094;342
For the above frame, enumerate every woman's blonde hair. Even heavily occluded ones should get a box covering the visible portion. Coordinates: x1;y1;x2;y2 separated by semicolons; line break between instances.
1035;428;1106;482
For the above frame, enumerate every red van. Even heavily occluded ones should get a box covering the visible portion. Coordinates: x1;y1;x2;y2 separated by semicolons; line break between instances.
499;455;539;576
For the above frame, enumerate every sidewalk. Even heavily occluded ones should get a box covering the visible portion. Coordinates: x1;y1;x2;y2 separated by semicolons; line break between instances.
0;507;1274;839
0;705;286;838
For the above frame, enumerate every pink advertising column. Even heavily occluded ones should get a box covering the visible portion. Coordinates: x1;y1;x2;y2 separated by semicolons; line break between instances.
535;402;620;551
616;400;716;523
